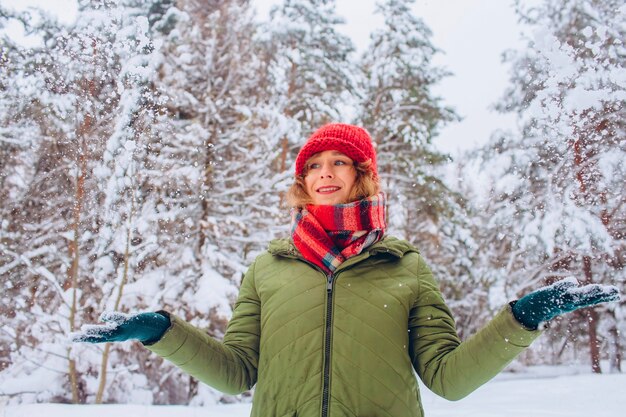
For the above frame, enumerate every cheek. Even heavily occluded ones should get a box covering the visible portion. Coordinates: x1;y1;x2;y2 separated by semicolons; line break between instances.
344;171;357;188
303;176;314;192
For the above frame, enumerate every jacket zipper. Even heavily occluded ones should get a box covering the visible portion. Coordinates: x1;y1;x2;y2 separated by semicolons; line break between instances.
321;273;334;417
322;274;337;417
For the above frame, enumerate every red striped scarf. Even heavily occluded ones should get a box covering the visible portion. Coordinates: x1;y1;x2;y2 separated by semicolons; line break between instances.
291;193;386;276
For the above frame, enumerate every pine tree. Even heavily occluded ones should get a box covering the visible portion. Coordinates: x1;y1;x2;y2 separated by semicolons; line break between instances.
0;0;190;403
1;0;312;404
358;0;458;237
0;2;125;402
129;0;278;404
83;0;176;404
356;0;487;333
261;0;359;191
476;0;625;372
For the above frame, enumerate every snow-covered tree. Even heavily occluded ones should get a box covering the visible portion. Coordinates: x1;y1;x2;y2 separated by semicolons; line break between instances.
475;0;625;372
79;0;177;404
260;0;359;185
131;0;267;403
0;2;129;402
0;0;360;404
355;0;487;334
0;0;199;404
358;0;458;237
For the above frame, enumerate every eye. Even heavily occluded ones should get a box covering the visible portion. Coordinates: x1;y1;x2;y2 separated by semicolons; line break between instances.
308;162;321;170
335;159;351;166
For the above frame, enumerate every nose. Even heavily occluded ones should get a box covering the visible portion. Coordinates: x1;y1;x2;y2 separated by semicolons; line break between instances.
319;162;334;178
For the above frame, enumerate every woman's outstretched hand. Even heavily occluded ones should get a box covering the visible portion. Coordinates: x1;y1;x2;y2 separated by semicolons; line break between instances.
70;311;171;344
512;277;621;330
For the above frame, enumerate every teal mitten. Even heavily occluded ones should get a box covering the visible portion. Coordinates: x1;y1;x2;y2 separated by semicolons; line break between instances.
512;277;621;330
71;311;171;344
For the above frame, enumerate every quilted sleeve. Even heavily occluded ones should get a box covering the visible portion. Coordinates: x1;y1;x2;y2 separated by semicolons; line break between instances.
408;255;542;401
145;261;261;395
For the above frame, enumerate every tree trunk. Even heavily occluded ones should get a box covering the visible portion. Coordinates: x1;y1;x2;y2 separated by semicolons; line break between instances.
573;135;611;374
199;130;215;251
66;160;85;402
606;309;622;373
188;376;198;404
581;255;602;373
67;37;99;402
278;137;289;208
277;56;298;208
66;132;89;403
95;188;135;403
193;123;217;378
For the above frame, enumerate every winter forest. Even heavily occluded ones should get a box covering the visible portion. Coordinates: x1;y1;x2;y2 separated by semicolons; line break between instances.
0;0;624;407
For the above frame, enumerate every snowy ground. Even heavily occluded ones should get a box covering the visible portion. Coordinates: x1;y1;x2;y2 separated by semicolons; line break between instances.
2;367;625;416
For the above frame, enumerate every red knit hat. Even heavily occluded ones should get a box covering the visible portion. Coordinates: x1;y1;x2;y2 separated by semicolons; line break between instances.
295;123;378;180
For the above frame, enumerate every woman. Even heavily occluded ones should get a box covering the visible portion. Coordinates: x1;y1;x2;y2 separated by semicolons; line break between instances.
74;123;620;417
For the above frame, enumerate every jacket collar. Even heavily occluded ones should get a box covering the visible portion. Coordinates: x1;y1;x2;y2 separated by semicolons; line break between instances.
268;236;418;270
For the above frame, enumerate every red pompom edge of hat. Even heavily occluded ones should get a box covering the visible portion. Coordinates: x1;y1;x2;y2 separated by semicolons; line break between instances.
295;123;378;179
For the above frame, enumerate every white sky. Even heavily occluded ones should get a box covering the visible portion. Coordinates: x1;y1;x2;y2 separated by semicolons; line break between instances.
1;0;526;156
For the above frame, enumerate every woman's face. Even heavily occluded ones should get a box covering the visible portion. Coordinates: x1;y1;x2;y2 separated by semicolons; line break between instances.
304;150;357;206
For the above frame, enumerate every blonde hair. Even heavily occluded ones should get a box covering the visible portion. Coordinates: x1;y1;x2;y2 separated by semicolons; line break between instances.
285;160;380;209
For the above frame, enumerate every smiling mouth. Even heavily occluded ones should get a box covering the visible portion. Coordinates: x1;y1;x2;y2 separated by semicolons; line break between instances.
317;186;341;194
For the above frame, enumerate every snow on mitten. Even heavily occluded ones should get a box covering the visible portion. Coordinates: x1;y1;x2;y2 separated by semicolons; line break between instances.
512;277;620;330
71;311;171;344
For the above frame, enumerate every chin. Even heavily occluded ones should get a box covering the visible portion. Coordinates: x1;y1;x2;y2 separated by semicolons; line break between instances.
321;199;345;206
311;192;350;206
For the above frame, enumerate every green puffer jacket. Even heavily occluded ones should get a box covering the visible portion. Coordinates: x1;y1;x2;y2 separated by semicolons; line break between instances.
147;237;541;417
